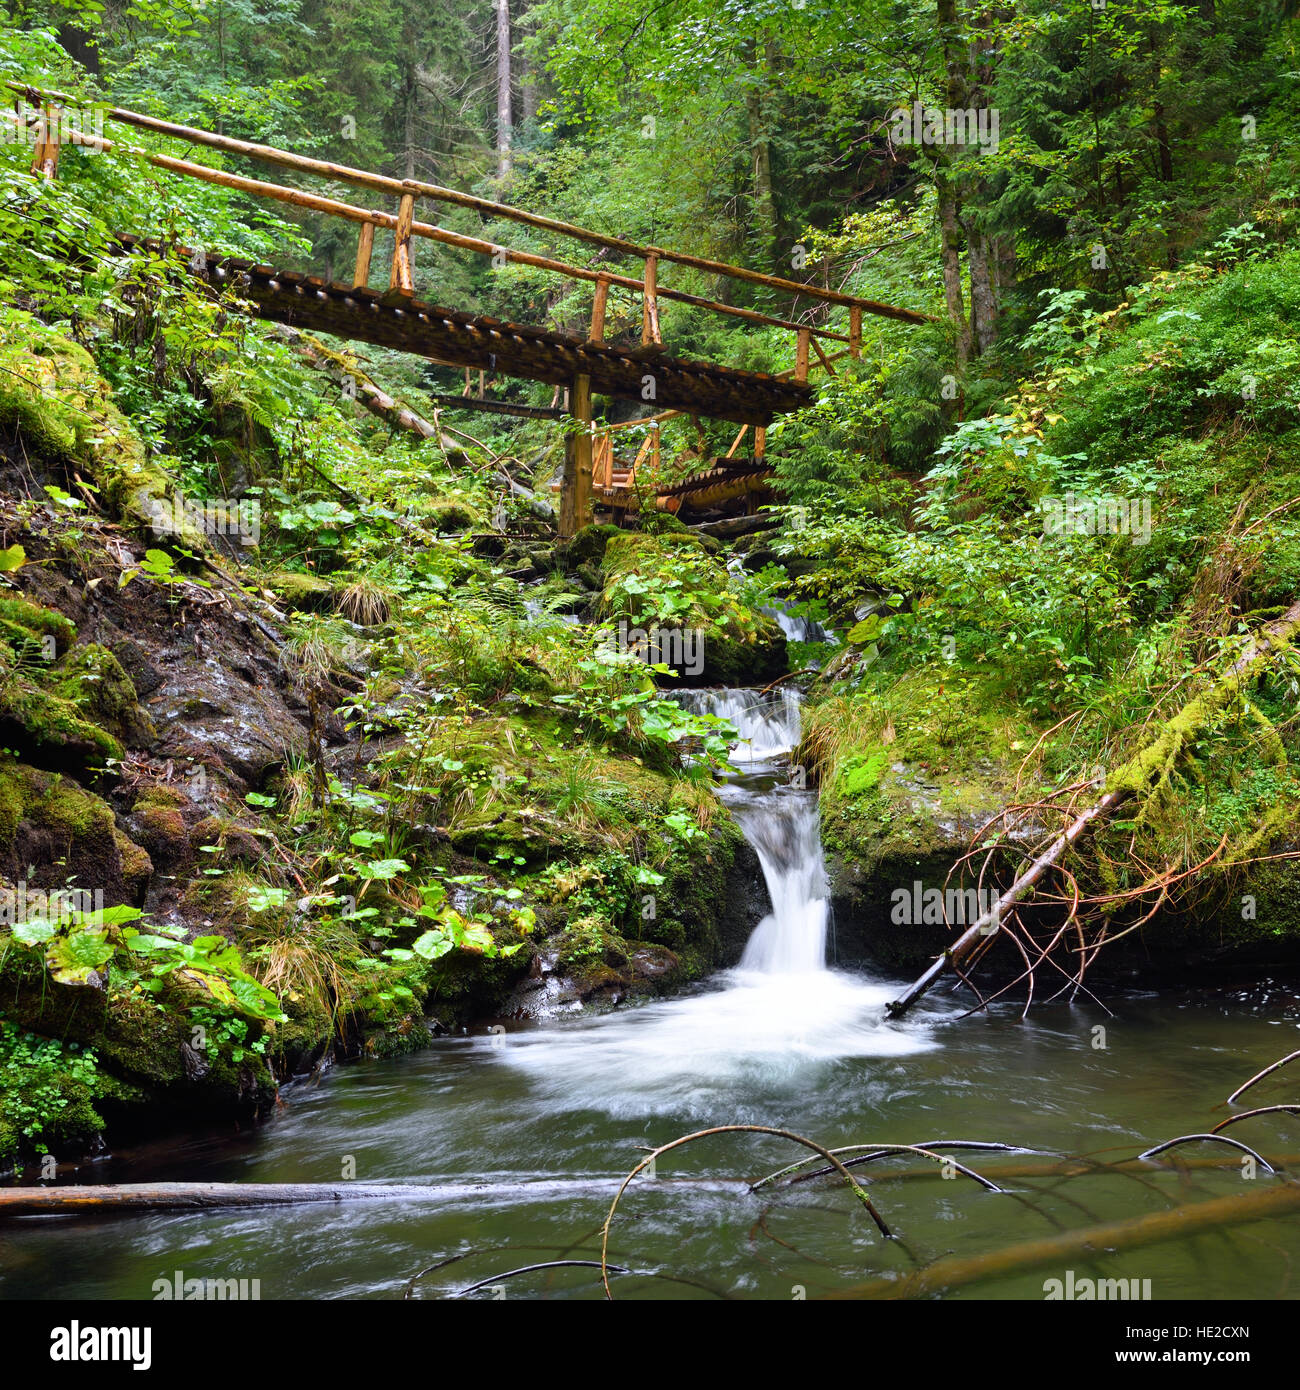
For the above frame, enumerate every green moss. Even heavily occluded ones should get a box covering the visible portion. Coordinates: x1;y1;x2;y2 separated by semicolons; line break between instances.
265;569;335;611
26;770;115;841
0;596;76;654
0;305;207;546
0;679;123;763
56;645;155;746
114;828;154;891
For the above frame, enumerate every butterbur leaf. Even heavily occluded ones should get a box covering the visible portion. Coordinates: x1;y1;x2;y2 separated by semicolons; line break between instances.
226;974;286;1021
413;929;453;960
45;928;115;985
0;544;25;572
361;858;410;880
12;920;55;947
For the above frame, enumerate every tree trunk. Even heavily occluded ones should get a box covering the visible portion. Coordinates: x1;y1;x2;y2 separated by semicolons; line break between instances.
495;0;513;178
403;63;417;181
741;39;779;269
934;164;971;369
967;221;998;355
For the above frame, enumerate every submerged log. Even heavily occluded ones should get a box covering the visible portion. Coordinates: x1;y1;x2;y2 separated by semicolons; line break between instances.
0;1182;451;1218
828;1179;1300;1299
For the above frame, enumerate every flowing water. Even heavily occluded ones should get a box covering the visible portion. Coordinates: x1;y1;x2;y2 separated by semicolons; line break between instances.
4;688;1300;1301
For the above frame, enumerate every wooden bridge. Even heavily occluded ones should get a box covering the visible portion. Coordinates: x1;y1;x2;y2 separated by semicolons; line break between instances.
7;83;932;535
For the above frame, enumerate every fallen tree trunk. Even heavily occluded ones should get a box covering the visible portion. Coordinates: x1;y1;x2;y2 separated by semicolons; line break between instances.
887;597;1300;1018
690;513;781;540
0;1182;454;1218
828;1179;1300;1299
274;327;471;463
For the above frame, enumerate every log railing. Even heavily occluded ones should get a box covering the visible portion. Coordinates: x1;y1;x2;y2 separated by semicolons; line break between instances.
5;83;931;535
5;84;932;359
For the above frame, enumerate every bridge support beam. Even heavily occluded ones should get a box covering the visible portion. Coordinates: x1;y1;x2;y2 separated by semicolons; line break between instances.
559;372;593;538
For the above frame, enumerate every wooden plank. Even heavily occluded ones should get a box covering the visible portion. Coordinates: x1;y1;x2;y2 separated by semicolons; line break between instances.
812;335;838;376
849;305;862;359
642;254;661;346
573;373;593;529
589;274;610;345
30;103;58;181
559;372;594;537
795;329;810;384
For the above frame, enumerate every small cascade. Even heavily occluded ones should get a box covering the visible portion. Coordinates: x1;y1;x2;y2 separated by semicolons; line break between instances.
760;604;835;646
675;685;803;762
679;685;828;974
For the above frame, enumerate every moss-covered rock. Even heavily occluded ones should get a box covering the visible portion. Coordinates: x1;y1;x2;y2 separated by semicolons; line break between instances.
264;569;336;612
0;305;207;547
0;761;147;911
598;530;786;685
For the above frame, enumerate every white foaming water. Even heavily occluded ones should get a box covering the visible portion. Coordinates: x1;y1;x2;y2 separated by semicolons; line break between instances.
730;790;828;974
676;686;804;762
492;687;932;1112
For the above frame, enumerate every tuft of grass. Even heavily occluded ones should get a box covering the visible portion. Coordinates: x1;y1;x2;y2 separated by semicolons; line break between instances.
337;575;394;626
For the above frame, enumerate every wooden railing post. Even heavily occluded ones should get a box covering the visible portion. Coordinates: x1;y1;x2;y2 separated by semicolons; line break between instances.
795;328;810;383
849;305;862;360
353;219;375;289
588;273;610;345
754;426;766;461
559;372;593;538
641;253;661;346
389;188;416;295
31;103;59;181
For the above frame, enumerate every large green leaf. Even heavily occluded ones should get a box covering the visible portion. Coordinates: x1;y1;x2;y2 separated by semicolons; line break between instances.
413;929;454;960
45;928;115;985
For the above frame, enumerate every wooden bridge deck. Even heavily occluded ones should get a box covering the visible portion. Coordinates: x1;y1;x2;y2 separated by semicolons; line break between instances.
120;234;811;426
10;85;930;531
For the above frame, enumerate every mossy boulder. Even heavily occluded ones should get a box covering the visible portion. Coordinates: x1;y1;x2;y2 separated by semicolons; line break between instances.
0;597;152;772
264;569;335;612
0;306;207;547
0;761;149;910
557;522;622;570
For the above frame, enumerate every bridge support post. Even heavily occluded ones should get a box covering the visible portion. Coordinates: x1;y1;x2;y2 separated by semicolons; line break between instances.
390;190;416;295
30;104;59;181
558;372;593;538
353;220;375;289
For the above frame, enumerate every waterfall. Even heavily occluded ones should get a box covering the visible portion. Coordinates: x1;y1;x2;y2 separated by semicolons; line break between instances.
489;683;930;1108
675;685;803;762
731;792;829;974
759;604;835;646
680;686;830;974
